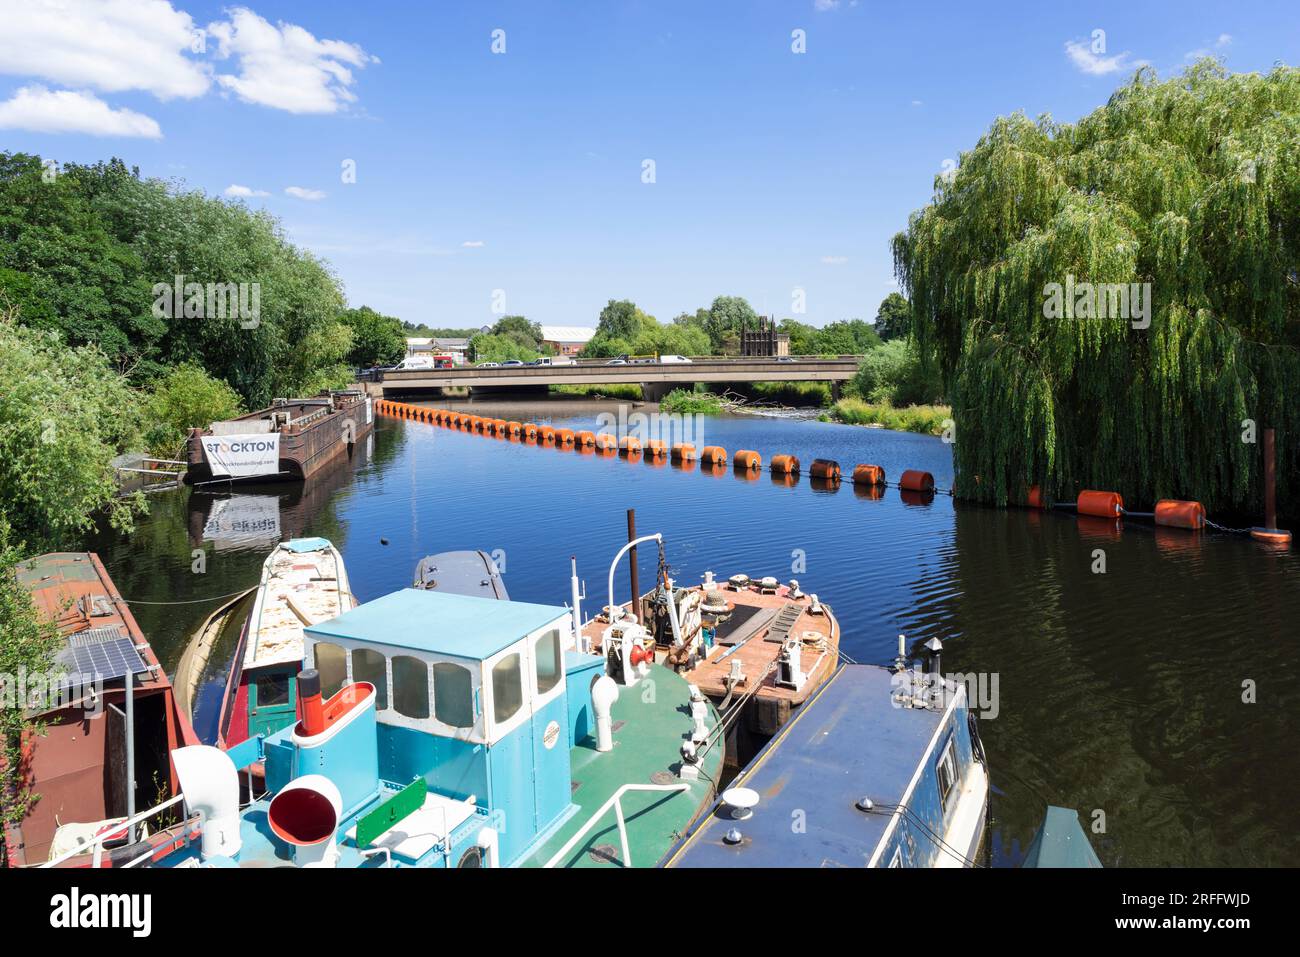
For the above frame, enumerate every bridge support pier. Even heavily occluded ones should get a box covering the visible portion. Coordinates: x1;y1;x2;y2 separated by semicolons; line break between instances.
831;381;842;402
641;382;682;403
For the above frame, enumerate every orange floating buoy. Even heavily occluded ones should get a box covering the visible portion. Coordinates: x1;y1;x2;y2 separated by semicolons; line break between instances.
506;421;522;435
575;430;595;447
1026;484;1045;509
539;426;557;444
810;458;841;481
701;446;727;465
1154;499;1205;529
594;433;617;450
734;450;761;471
852;464;885;486
645;439;667;457
493;418;509;434
1077;489;1123;519
770;454;800;475
900;469;935;493
619;436;642;454
556;428;575;446
670;443;696;461
523;423;539;439
1250;527;1293;546
456;413;471;429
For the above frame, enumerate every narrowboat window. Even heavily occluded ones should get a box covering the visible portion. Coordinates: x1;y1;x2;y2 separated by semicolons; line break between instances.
392;655;430;719
352;648;389;710
492;653;523;723
534;629;562;695
936;737;957;809
432;662;474;728
255;672;290;707
314;642;347;699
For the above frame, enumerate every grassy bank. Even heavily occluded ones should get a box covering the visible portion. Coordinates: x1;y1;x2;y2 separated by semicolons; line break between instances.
550;383;643;400
823;399;951;436
659;389;724;414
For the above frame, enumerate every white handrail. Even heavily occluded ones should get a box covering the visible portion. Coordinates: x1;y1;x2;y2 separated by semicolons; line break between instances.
40;794;187;868
607;533;662;622
543;782;689;868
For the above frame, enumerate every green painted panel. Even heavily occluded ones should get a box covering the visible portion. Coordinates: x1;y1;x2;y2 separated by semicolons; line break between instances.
356;778;428;849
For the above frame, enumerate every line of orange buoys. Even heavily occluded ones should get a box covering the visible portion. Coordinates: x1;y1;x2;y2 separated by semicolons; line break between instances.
374;399;936;499
375;400;1285;545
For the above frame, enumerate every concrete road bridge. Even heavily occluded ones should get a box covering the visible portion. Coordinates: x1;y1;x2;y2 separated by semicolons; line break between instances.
378;356;863;401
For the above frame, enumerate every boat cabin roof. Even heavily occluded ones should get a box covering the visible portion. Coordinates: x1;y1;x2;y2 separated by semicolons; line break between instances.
307;588;569;661
667;664;953;868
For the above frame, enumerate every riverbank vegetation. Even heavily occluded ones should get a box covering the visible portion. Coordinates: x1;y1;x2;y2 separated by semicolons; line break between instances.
550;383;643;400
893;61;1300;514
823;400;951;436
659;389;725;415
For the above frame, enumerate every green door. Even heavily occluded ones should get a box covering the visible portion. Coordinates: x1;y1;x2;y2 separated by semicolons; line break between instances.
249;669;297;739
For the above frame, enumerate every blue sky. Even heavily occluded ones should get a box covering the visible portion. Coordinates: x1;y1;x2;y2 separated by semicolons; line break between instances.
2;1;1297;329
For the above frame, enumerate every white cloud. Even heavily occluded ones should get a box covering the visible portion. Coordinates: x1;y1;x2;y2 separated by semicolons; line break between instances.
285;186;326;201
1216;34;1232;48
208;7;376;114
0;0;210;100
814;0;841;10
1064;39;1137;76
224;184;270;197
911;99;923;107
821;255;848;265
0;85;161;138
461;240;485;248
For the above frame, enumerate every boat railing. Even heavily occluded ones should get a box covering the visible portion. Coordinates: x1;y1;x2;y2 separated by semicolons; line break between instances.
39;794;190;869
542;782;689;868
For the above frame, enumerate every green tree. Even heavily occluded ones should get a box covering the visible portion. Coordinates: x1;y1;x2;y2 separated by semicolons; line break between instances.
892;61;1300;513
704;295;758;352
851;339;944;406
488;315;544;352
0;305;144;550
340;305;406;368
873;292;911;342
814;319;881;355
142;363;244;457
468;332;540;364
594;299;656;342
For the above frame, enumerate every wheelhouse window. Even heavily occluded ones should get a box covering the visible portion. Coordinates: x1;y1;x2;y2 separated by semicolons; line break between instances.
534;629;562;696
314;642;347;699
392;655;430;719
936;737;957;810
352;648;389;710
255;672;290;707
432;662;474;728
492;653;523;724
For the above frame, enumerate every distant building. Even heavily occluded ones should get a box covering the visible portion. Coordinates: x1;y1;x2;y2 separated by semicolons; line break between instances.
539;325;597;356
406;337;470;365
739;315;790;357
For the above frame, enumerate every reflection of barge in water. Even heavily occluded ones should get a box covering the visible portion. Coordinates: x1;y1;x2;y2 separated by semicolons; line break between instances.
186;390;373;485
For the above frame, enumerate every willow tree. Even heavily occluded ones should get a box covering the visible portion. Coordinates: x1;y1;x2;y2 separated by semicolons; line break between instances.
893;61;1300;516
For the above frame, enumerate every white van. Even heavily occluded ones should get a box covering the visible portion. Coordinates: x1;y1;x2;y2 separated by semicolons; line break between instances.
658;354;693;364
534;356;575;367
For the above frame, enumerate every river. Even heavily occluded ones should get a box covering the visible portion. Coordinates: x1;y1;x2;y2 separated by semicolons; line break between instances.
84;397;1300;867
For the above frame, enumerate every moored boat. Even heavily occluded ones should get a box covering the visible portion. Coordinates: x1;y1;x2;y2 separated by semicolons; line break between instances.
666;647;991;868
581;550;839;769
6;553;199;867
216;538;355;751
185;390;374;485
49;537;726;869
413;549;508;600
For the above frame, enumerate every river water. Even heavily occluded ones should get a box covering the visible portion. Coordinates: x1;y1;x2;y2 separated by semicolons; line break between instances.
85;397;1300;867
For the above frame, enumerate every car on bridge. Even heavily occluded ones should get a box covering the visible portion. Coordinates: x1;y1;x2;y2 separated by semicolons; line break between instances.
502;359;525;367
658;354;692;364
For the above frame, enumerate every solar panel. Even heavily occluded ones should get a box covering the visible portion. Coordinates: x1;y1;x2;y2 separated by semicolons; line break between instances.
54;625;147;690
